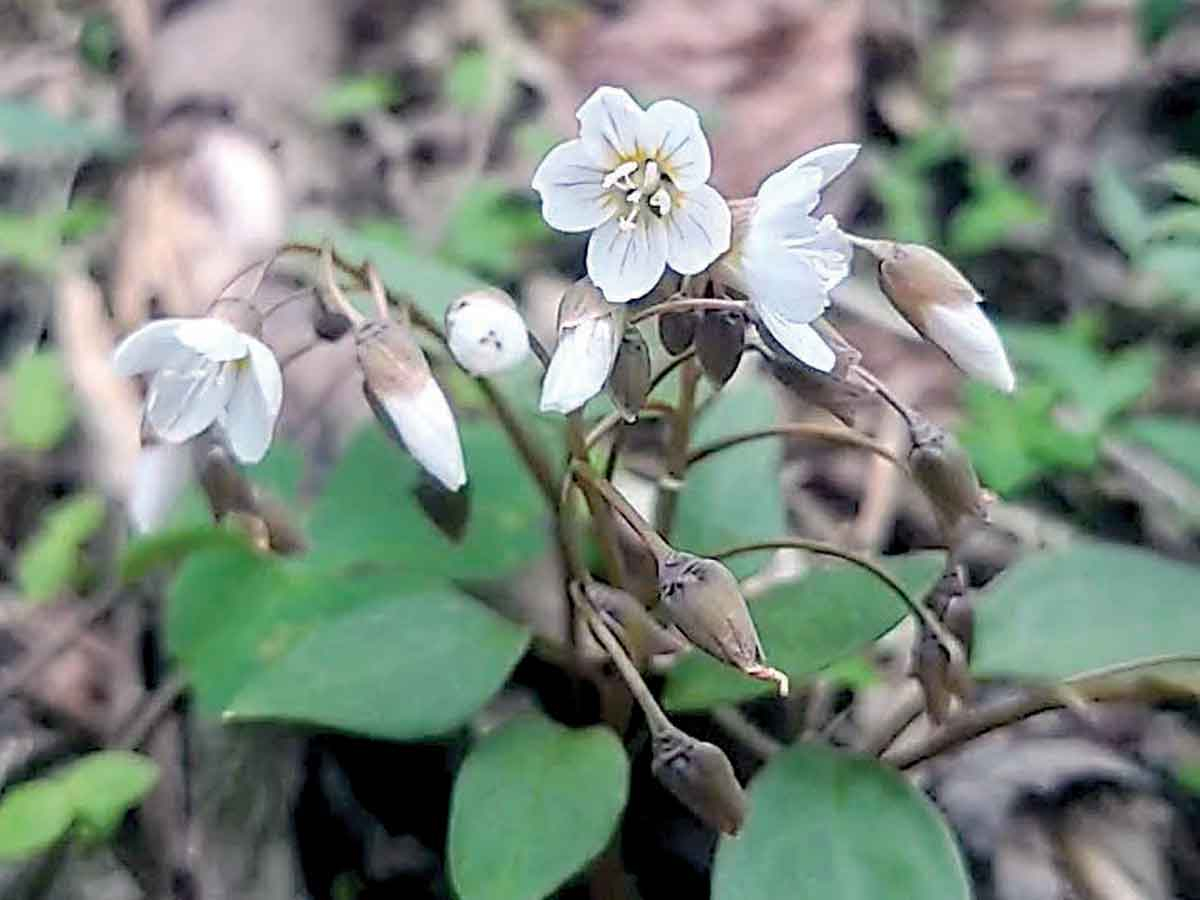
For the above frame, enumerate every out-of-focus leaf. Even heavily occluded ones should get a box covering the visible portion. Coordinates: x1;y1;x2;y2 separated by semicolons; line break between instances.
0;778;73;861
0;100;130;157
1092;163;1149;255
441;180;549;278
119;525;248;584
57;751;159;840
79;13;120;73
6;351;74;450
1136;241;1200;307
0;211;61;270
247;439;305;501
870;163;934;245
1121;415;1200;486
445;50;494;112
1176;761;1200;796
225;582;529;740
712;744;970;900
448;715;628;900
973;542;1200;681
307;422;549;579
663;553;945;710
17;493;106;601
1147;204;1200;240
1138;0;1185;48
1155;158;1200;205
316;75;399;122
949;162;1048;256
673;376;784;578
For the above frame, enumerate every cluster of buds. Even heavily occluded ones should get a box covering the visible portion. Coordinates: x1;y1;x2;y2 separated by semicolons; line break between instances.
911;564;974;724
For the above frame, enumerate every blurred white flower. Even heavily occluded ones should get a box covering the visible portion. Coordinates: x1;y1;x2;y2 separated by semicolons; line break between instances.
532;86;731;304
128;441;194;534
113;314;283;464
445;289;530;376
540;278;625;415
730;143;860;372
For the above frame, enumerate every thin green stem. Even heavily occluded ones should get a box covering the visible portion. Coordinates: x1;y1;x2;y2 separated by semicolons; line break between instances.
628;297;746;326
687;424;905;470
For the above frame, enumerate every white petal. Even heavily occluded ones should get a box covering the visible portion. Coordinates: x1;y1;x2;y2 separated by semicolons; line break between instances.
742;216;831;325
112;319;192;375
128;441;194;534
755;160;823;223
922;302;1016;393
245;338;283;420
780;214;852;294
577;86;645;168
755;306;837;373
642;99;712;190
145;361;236;443
174;318;249;362
377;380;467;491
792;143;861;189
531;139;615;233
663;183;731;275
446;297;531;376
539;316;620;415
586;215;669;304
220;366;275;464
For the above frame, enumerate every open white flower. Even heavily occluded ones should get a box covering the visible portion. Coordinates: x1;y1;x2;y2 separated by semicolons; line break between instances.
113;315;283;464
540;278;625;415
445;289;530;376
728;143;860;372
532;86;732;304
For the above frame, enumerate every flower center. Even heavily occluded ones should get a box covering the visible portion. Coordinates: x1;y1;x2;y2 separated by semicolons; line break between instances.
603;158;677;232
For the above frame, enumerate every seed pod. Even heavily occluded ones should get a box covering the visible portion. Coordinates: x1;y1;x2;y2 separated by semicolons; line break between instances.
652;724;747;835
695;310;745;387
912;626;952;725
606;326;652;422
908;417;988;545
357;319;467;491
444;288;530;376
413;475;471;542
658;551;787;695
659;309;698;356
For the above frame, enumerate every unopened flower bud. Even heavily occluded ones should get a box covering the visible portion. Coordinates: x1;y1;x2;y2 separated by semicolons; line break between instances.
658;551;787;696
540;278;625;415
357;319;467;491
695;310;746;387
926;563;974;660
445;289;530;376
659;309;698;356
912;626;952;725
652;724;747;835
862;239;1015;393
585;581;687;664
224;510;272;552
908;417;988;544
606;326;651;423
128;440;194;534
199;448;306;554
414;475;471;542
766;354;870;428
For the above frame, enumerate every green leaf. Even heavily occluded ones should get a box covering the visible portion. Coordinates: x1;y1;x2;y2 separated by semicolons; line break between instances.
247;439;305;501
448;715;628;900
0;778;73;861
663;553;945;711
673;376;785;578
870;163;935;245
1147;204;1200;240
441;179;549;278
57;751;159;839
316;75;399;122
949;162;1048;256
6;351;74;450
445;50;495;112
307;422;549;579
712;744;970;900
17;493;106;601
1136;241;1200;306
225;582;529;740
1092;163;1149;255
119;525;249;583
1121;415;1200;485
0;100;130;158
973;542;1200;681
1155;158;1200;205
1138;0;1185;47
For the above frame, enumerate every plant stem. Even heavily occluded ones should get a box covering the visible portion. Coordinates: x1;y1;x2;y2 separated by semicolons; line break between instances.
566;413;627;587
648;347;697;395
852;365;919;430
571;462;673;563
628;297;746;326
687;424;905;470
655;357;700;536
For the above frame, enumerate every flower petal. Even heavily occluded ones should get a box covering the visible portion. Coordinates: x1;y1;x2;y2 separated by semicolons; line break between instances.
642;99;712;190
792;143;861;189
779;214;852;294
531;139;615;233
577;86;645;168
145;361;236;443
128;441;194;534
112;319;192;375
174;318;249;362
220;367;274;464
921;301;1016;393
245;338;283;420
540;316;621;415
742;217;831;325
586;215;669;304
664;183;731;275
370;380;467;491
755;306;836;373
755;160;823;222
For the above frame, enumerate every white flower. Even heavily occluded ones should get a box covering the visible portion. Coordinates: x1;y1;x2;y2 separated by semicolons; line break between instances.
733;143;860;372
128;441;194;534
445;289;530;376
113;316;284;464
540;279;625;415
532;86;732;304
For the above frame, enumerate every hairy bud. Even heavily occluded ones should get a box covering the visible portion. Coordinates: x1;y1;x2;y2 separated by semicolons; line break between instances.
659;309;698;356
658;552;787;695
908;417;988;544
606;326;652;423
652;724;747;835
695;310;745;387
445;289;530;376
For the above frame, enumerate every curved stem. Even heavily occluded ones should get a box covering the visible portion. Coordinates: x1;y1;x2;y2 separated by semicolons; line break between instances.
628;298;747;326
687;424;906;470
648;347;697;396
852;365;918;430
571;462;672;562
584;403;670;452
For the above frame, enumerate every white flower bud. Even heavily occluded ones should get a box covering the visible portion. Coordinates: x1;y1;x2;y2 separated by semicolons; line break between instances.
444;289;530;376
128;440;194;534
539;278;626;415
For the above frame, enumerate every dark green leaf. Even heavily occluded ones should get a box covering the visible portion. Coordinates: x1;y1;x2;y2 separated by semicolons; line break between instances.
712;744;970;900
225;582;529;740
1138;0;1185;47
1121;415;1200;485
57;751;159;839
0;779;73;861
119;525;248;584
247;439;305;501
448;715;628;900
973;542;1200;681
18;493;106;601
663;553;945;710
441;180;549;279
6;351;74;450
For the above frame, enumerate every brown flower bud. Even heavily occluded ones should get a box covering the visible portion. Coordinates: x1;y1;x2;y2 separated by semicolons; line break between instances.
224;510;272;553
652;724;747;835
584;581;687;664
912;626;952;725
657;552;787;695
606;326;652;423
199;448;307;555
695;310;746;387
659;310;698;356
908;417;988;545
413;475;471;542
766;355;871;428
